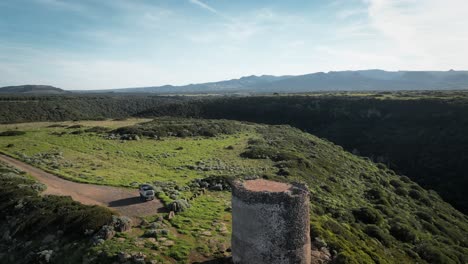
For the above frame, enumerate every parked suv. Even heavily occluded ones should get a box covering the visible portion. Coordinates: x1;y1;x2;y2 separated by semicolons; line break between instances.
139;184;155;201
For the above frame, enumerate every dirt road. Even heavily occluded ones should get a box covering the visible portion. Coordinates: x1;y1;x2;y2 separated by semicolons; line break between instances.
0;154;164;217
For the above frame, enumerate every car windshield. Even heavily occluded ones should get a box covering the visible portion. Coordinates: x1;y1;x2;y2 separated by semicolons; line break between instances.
141;185;153;191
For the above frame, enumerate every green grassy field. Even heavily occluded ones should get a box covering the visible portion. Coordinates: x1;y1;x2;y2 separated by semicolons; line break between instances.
1;118;467;264
0;119;274;187
0;118;269;263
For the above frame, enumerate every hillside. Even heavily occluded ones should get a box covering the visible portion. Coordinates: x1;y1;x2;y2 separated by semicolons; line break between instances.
0;118;467;263
0;161;115;264
1;92;468;215
89;70;468;94
0;85;68;94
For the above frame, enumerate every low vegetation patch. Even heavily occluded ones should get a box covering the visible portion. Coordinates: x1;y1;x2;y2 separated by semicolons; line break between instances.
0;162;115;264
0;130;25;136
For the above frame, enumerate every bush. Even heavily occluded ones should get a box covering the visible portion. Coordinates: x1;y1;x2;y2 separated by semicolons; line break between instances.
415;211;433;222
389;179;403;188
364;225;392;246
394;187;408;196
334;251;359;264
0;130;25;136
409;189;423;200
0;167;115;238
415;243;457;264
365;188;389;205
352;207;383;225
389;222;417;242
67;125;83;129
240;146;276;159
84;126;110;133
167;199;190;212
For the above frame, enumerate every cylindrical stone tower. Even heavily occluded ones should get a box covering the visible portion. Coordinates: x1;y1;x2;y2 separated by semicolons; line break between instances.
231;179;311;264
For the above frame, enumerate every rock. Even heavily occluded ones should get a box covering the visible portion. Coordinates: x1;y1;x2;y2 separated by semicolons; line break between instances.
201;231;212;236
217;243;228;253
94;238;105;245
140;219;149;227
2;230;11;241
211;184;223;191
112;216;132;232
149;222;160;229
168;199;190;213
144;229;169;238
310;247;332;264
313;237;327;249
167;211;175;220
36;250;53;263
42;234;55;244
117;251;131;263
131;252;146;264
95;225;115;240
162;240;174;247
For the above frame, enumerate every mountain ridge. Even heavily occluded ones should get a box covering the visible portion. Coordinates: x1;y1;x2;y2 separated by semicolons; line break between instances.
0;85;68;94
79;70;468;93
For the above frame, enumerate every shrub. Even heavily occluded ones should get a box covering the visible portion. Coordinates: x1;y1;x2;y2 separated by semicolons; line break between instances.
167;199;190;212
376;163;387;170
400;176;412;183
352;207;383;225
67;125;82;129
364;225;392;246
84;126;110;133
240;146;276;159
415;211;433;222
409;189;423;200
389;179;403;188
389;223;417;242
394;187;408;196
0;130;25;136
415;243;457;264
365;188;389;205
334;251;359;264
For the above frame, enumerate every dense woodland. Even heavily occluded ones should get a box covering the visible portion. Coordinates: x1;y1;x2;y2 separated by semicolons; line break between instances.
1;92;468;214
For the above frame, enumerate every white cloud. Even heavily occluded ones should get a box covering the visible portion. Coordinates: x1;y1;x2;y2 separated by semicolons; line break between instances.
365;0;468;69
189;0;219;14
336;8;366;20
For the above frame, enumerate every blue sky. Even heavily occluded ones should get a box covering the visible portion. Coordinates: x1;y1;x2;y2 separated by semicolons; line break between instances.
0;0;467;90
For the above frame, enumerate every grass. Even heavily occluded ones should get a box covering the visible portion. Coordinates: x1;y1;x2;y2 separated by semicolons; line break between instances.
0;119;274;187
91;191;231;263
1;118;467;263
0;118;263;263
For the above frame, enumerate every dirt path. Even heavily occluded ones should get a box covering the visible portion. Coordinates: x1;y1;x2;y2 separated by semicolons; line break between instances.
0;154;164;218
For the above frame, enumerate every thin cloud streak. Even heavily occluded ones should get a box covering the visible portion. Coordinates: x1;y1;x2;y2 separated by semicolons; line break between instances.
189;0;219;14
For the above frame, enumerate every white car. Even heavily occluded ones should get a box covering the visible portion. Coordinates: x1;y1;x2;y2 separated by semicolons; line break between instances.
139;184;155;201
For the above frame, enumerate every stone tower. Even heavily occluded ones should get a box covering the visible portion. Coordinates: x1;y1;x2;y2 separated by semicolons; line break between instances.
231;179;311;264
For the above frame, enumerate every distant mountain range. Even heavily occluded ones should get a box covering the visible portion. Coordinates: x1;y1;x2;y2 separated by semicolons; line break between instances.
97;70;468;94
0;85;68;94
4;70;468;94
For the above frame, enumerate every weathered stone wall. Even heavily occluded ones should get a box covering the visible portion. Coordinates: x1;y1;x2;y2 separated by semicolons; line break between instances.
231;179;311;264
